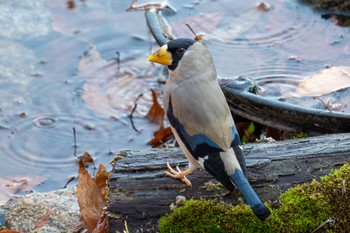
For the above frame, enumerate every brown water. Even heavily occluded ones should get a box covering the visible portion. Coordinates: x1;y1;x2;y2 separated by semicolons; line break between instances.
0;0;349;193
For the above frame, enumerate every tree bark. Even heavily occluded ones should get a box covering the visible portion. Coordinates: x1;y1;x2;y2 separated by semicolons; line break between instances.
107;133;350;233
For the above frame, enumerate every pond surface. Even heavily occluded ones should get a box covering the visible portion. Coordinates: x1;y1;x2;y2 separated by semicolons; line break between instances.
0;0;349;194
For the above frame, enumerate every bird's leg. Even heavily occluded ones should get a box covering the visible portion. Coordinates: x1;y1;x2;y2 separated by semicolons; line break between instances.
165;162;192;186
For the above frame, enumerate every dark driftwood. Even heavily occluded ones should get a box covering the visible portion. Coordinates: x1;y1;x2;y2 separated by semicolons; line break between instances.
303;0;350;10
219;78;350;134
107;133;350;233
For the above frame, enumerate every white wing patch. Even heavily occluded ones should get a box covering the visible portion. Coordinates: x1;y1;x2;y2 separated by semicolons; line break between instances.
198;155;209;168
219;148;242;176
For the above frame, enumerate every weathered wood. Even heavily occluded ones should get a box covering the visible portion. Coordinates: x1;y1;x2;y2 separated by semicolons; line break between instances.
107;133;350;233
304;0;350;10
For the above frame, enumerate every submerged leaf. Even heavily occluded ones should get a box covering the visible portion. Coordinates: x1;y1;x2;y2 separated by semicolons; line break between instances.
0;176;47;205
146;89;165;127
297;66;350;96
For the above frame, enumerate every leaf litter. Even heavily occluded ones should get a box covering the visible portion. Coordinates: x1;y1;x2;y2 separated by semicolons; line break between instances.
77;160;108;233
145;89;174;147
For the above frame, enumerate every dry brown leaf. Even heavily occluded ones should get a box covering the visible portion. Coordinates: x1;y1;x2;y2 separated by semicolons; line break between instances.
34;207;56;229
148;127;173;147
297;66;350;96
92;210;108;233
146;89;165;127
77;152;95;166
257;2;271;11
95;164;109;197
77;161;107;233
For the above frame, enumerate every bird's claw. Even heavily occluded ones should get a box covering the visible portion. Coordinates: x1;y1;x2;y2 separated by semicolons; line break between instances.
165;162;192;186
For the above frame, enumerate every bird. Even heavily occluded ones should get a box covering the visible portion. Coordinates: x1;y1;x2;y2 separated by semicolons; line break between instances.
148;38;271;220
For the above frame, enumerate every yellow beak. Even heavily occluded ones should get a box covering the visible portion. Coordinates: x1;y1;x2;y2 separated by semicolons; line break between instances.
148;45;172;66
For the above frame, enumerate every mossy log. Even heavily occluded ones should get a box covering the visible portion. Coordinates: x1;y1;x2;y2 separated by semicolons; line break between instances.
107;133;350;233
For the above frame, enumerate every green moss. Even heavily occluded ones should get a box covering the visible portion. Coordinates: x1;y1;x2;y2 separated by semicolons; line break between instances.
288;132;308;139
159;163;350;233
159;200;268;233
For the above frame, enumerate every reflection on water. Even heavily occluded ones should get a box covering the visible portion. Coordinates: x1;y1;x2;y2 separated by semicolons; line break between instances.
166;0;350;110
0;0;349;193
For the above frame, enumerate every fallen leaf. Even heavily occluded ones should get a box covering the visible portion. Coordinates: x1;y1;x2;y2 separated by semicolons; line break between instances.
77;152;95;166
66;0;75;9
95;164;109;197
92;211;107;233
297;66;350;96
34;207;56;229
242;121;256;142
148;127;173;147
257;2;271;11
77;161;107;233
146;89;165;127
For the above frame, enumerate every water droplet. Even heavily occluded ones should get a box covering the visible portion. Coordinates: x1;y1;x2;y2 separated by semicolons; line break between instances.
32;116;58;128
84;122;96;130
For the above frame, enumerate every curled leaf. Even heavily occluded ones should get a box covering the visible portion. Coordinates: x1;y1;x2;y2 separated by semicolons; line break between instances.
148;127;173;147
77;152;95;166
95;164;109;197
77;161;107;233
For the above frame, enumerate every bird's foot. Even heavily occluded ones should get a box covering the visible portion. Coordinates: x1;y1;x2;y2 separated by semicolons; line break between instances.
165;162;192;186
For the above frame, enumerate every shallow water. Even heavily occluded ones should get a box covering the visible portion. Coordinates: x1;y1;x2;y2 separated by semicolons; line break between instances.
0;0;349;193
0;0;160;193
166;0;350;110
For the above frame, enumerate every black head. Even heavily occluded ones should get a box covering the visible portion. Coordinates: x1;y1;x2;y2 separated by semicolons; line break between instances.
166;38;196;71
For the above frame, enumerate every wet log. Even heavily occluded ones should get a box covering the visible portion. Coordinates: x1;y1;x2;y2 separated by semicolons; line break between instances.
220;78;350;134
107;133;350;233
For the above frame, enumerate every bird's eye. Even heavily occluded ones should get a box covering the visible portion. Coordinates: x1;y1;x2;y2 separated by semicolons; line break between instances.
176;48;186;56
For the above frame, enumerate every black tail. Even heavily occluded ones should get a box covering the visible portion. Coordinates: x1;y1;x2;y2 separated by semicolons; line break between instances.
230;169;271;220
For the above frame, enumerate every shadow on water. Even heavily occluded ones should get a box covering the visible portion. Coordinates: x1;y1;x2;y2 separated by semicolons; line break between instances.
0;0;349;193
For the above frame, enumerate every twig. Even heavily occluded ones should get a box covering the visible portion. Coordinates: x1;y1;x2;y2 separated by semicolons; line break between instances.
338;67;350;77
73;127;77;157
123;220;130;233
311;218;335;233
63;176;76;188
116;51;120;74
186;24;197;37
129;94;143;133
313;97;332;112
